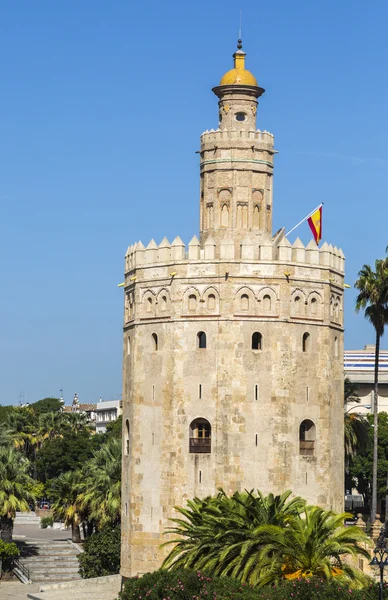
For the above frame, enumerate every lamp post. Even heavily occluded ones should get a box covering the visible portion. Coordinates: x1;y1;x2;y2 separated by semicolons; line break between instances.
370;526;388;600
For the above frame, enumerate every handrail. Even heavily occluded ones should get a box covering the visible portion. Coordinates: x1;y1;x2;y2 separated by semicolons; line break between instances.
13;557;30;582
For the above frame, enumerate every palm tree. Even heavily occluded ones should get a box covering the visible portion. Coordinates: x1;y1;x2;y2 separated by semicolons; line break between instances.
50;470;84;543
64;412;93;434
355;255;388;522
0;447;35;542
256;506;371;587
38;411;67;442
163;492;370;588
79;438;121;528
162;489;305;573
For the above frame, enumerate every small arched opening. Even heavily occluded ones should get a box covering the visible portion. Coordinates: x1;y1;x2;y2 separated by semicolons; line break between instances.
125;419;130;455
302;332;310;353
147;297;153;312
252;332;262;351
197;331;207;349
189;294;197;312
207;294;216;310
263;294;271;312
241;294;249;311
299;419;315;456
189;418;211;453
152;333;158;351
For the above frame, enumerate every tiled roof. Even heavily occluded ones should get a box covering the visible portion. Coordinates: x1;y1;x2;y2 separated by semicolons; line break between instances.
63;404;97;413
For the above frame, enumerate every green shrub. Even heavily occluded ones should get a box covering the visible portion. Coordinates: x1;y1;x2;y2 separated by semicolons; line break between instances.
119;569;384;600
78;526;120;579
0;540;20;574
40;516;54;528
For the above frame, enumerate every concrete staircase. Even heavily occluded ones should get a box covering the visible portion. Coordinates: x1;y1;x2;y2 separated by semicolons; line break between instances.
14;511;41;526
18;539;81;583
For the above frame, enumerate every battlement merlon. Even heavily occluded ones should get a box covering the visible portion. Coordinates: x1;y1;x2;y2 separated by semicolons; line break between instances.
200;128;275;147
124;236;345;282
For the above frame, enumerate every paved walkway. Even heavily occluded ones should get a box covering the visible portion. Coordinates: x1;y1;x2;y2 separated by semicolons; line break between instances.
0;582;40;600
0;578;121;600
27;578;121;600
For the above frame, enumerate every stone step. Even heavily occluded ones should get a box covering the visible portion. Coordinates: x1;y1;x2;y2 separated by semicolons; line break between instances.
32;574;81;582
27;566;80;575
22;556;79;564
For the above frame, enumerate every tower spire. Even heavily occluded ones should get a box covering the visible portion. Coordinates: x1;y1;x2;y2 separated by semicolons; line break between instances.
238;10;243;49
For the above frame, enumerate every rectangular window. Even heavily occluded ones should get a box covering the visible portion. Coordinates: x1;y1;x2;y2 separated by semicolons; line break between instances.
199;384;202;399
152;385;155;400
199;470;202;483
254;384;259;401
306;387;309;402
255;434;258;446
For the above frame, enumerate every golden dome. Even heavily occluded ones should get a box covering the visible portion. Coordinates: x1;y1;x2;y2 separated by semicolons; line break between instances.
219;46;258;87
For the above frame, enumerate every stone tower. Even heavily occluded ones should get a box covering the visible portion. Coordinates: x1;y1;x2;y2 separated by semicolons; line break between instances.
121;41;345;578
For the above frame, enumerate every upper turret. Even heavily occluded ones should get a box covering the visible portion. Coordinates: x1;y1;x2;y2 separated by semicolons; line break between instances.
199;40;274;249
212;39;265;132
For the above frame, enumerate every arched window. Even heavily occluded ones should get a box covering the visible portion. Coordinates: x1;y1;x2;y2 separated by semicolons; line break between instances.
127;337;130;355
311;297;318;315
189;294;197;311
241;294;249;311
294;296;301;312
147;297;152;312
152;333;158;351
263;294;271;312
334;336;339;358
189;418;211;453
299;420;315;456
302;332;310;352
161;295;167;311
252;332;262;351
197;331;207;349
207;294;216;310
125;419;130;455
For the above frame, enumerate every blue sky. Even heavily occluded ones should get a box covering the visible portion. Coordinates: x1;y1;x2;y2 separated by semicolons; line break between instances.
1;1;387;405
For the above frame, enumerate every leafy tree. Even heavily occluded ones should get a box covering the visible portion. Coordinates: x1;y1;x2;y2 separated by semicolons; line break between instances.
0;447;35;542
162;490;370;588
78;526;120;578
355;254;388;521
105;415;122;439
79;438;121;528
0;405;16;426
350;412;388;515
49;470;84;543
31;397;62;416
36;429;100;481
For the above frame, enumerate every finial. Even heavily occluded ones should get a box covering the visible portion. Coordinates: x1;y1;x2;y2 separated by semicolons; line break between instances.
237;38;243;50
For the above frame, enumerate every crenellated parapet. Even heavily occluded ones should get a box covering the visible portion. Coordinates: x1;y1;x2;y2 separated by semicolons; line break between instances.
124;235;345;275
200;128;275;147
123;234;345;330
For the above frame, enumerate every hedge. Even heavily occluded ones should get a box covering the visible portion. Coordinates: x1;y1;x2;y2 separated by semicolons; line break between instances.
119;569;385;600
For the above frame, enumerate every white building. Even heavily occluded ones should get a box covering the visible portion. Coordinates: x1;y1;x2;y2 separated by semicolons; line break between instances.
345;345;388;414
95;399;122;433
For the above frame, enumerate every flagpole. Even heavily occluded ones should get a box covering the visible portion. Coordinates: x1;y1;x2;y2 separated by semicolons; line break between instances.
285;203;323;237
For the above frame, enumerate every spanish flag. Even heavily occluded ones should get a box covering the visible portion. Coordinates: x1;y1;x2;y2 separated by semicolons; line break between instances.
307;205;322;245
